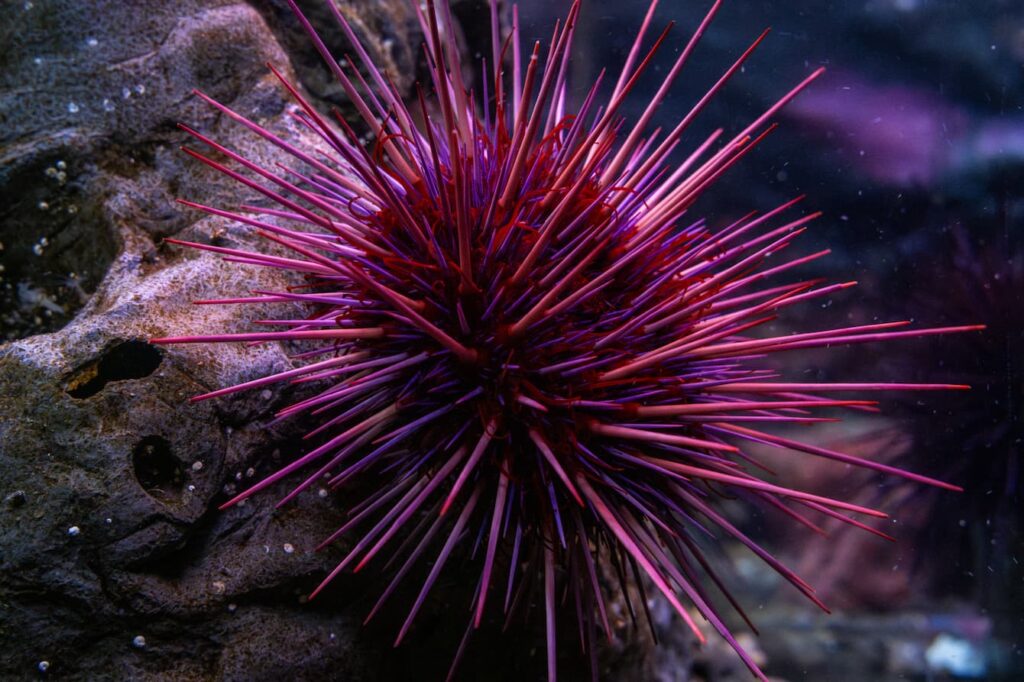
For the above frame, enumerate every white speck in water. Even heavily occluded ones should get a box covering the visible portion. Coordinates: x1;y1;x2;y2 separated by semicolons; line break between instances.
38;201;49;210
227;603;237;613
191;460;204;471
318;488;328;498
33;56;43;65
212;580;226;594
67;102;79;114
329;632;336;641
102;98;115;112
23;1;33;10
134;83;146;95
131;635;146;649
245;467;255;478
105;518;112;524
37;661;49;672
67;204;78;215
56;160;66;170
234;471;242;481
67;526;80;536
959;519;967;527
86;37;98;47
56;171;66;183
45;167;58;178
187;484;196;492
33;243;45;256
122;87;131;99
283;543;295;554
259;389;272;400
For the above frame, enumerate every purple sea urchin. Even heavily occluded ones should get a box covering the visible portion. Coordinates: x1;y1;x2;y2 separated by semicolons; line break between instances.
152;1;982;678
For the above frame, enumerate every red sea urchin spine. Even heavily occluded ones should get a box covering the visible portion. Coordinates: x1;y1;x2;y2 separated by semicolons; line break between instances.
151;1;982;679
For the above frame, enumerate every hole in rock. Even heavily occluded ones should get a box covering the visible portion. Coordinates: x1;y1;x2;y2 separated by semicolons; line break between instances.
65;340;163;399
132;436;184;501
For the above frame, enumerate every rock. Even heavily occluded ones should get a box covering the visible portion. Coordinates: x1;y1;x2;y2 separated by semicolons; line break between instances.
250;0;422;107
0;1;710;680
0;1;432;680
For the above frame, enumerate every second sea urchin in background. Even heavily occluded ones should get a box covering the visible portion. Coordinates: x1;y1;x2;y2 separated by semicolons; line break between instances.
152;1;982;679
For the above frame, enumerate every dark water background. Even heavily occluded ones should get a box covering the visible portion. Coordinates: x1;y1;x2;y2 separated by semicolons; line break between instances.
516;0;1023;679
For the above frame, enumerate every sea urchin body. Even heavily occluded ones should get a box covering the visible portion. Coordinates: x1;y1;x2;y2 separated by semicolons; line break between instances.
152;1;981;679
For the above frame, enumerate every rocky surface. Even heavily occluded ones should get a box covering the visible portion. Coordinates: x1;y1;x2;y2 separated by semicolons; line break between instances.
0;1;703;680
0;1;476;680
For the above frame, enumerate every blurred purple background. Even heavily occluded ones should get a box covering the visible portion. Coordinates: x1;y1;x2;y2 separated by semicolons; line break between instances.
515;0;1022;679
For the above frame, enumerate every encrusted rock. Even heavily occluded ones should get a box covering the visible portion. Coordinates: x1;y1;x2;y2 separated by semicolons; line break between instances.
0;1;427;679
0;1;701;680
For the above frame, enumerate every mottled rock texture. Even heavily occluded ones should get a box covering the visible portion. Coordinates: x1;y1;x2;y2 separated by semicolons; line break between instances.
0;1;441;680
0;1;703;680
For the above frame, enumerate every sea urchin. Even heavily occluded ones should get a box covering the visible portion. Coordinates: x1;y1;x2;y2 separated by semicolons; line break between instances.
152;1;981;678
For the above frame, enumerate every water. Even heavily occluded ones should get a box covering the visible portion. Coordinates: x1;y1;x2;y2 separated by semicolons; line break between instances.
516;1;1023;679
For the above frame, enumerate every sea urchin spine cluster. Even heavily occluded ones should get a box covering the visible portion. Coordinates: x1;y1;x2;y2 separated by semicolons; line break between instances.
152;0;981;679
